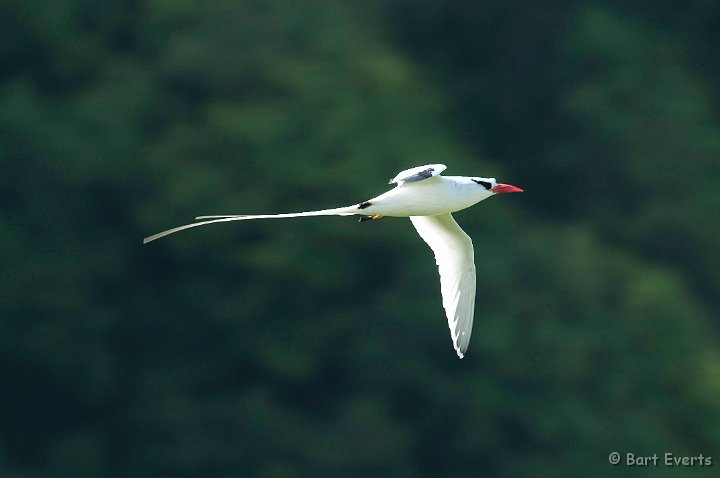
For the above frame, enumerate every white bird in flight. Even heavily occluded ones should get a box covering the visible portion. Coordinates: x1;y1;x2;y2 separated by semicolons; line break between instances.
144;164;523;358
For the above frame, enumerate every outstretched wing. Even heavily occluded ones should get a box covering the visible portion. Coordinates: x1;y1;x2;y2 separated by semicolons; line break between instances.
410;214;476;358
389;164;446;185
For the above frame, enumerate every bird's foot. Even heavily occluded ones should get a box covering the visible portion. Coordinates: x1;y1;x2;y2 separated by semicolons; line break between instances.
358;215;383;223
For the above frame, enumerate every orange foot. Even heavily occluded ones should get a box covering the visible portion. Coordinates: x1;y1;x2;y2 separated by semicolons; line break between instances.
358;215;383;223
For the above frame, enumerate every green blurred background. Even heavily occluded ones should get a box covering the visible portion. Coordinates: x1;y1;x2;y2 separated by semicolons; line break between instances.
2;1;720;476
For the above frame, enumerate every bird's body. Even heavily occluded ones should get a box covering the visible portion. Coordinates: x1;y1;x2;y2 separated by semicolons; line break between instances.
144;164;522;358
359;176;494;217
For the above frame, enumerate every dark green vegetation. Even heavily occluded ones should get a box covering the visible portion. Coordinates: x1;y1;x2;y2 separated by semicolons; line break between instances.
2;1;719;476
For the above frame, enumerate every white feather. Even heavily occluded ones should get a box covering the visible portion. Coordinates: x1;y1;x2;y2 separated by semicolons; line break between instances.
410;214;476;358
143;206;357;244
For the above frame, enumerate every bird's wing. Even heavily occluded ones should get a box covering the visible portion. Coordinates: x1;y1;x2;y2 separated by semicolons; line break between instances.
389;164;447;185
410;214;476;358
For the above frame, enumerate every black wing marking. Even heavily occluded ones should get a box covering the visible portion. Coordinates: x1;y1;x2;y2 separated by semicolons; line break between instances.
389;164;446;185
393;167;435;184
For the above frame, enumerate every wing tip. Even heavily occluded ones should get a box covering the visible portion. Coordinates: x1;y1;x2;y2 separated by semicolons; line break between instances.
389;163;448;185
452;330;470;359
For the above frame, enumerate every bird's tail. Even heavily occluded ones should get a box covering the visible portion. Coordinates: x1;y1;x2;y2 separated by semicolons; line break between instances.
143;205;359;244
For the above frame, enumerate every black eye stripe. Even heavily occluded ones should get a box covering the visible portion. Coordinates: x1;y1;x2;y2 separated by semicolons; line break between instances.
472;179;492;190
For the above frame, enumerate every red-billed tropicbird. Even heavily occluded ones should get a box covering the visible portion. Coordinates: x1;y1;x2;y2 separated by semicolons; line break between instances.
144;164;523;358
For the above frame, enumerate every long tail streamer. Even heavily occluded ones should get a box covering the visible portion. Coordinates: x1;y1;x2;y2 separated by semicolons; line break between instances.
143;206;358;244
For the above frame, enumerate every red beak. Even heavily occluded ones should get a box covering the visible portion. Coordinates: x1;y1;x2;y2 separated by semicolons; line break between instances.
491;183;524;194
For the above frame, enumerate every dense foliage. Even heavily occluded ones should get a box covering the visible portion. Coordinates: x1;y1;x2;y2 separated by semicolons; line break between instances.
2;1;719;476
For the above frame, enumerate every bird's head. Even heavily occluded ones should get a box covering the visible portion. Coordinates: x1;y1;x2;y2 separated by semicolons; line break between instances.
471;177;524;194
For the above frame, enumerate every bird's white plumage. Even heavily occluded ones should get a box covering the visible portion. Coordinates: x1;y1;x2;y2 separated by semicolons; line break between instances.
410;214;476;358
